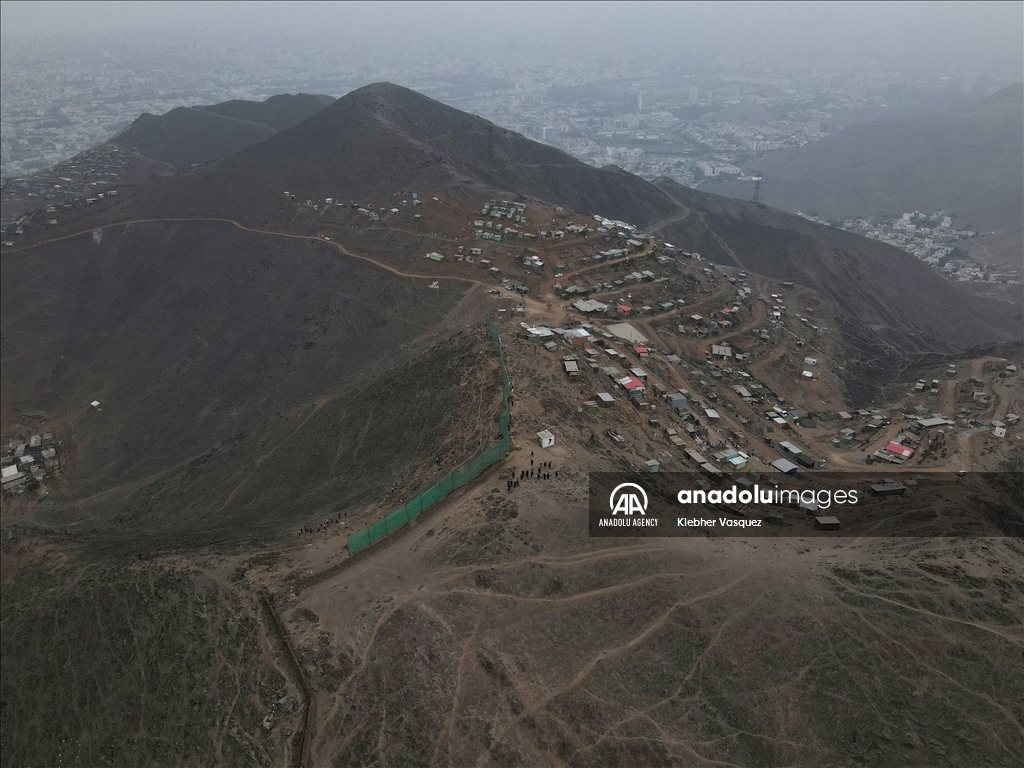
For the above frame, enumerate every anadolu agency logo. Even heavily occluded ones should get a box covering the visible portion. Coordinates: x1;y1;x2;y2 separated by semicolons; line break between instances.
610;482;648;515
599;483;659;528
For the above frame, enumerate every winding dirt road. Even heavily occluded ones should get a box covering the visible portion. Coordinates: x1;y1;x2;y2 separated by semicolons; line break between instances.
3;216;490;285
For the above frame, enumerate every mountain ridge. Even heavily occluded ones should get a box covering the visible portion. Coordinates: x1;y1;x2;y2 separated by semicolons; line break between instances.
702;84;1024;250
108;92;336;169
13;83;1021;397
114;82;1016;361
2;82;1022;768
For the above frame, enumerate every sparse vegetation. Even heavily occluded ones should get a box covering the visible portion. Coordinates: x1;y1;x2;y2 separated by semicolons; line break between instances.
1;79;1021;768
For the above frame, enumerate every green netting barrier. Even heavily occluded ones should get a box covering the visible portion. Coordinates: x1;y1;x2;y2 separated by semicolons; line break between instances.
347;321;511;554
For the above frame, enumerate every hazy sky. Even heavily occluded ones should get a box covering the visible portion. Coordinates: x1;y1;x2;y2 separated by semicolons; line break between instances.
2;1;1022;72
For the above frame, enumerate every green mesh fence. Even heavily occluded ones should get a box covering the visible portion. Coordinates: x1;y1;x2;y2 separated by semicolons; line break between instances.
347;321;511;554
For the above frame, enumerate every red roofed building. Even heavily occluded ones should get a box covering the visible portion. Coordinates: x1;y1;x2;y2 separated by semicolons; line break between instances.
618;376;645;394
617;304;632;316
884;441;915;459
634;345;649;356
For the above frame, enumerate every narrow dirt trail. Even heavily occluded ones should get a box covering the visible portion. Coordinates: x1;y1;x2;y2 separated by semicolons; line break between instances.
480;570;753;764
640;205;694;238
3;217;489;286
220;397;332;510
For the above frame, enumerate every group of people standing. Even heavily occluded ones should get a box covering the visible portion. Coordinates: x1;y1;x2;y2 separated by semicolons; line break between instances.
506;450;559;491
299;513;342;536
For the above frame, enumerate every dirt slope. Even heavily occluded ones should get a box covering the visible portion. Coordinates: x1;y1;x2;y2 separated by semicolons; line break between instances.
1;220;469;498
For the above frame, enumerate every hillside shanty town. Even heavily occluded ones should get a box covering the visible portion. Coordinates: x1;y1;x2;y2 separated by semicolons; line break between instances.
7;187;1022;516
4;181;1020;536
1;431;59;500
447;198;1024;492
247;189;1021;541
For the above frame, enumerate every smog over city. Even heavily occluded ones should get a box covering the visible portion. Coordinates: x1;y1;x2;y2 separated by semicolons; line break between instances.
1;2;1022;766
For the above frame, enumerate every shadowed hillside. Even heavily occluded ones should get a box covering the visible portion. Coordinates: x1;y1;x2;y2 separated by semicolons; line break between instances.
18;327;504;555
109;93;335;169
120;82;682;227
650;177;1022;364
0;557;306;766
1;220;470;500
201;94;337;131
703;84;1024;259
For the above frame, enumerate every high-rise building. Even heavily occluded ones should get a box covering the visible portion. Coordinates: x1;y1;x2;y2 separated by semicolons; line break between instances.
622;91;642;111
688;86;700;102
